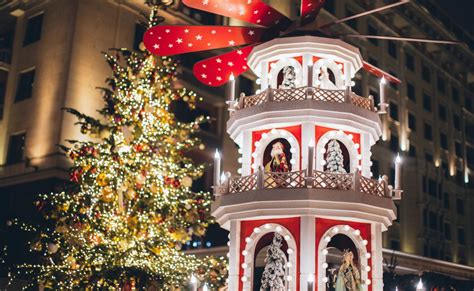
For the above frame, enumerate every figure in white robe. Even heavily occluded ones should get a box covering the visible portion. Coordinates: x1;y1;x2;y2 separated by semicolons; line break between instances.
318;66;338;90
335;250;363;291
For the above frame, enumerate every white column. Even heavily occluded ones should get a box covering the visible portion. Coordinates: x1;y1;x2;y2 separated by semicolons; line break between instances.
371;223;384;291
301;123;314;172
261;60;268;90
345;62;352;87
303;53;311;87
228;220;241;291
360;134;371;177
242;131;252;176
299;216;315;290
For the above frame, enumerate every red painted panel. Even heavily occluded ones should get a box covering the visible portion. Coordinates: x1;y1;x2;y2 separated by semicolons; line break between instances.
239;217;301;291
315;125;361;166
315;218;372;291
251;125;302;172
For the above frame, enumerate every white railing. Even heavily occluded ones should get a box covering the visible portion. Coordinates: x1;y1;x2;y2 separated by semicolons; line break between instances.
216;169;390;198
238;87;375;112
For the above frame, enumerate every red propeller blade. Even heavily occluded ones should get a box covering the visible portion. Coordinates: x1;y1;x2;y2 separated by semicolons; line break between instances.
301;0;326;26
363;61;401;84
193;45;256;86
183;0;290;28
144;25;266;56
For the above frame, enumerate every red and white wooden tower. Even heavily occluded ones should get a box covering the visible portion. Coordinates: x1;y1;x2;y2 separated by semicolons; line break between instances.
212;36;402;291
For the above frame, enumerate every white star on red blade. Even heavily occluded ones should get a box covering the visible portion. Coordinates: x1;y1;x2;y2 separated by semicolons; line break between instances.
144;25;266;56
193;45;255;87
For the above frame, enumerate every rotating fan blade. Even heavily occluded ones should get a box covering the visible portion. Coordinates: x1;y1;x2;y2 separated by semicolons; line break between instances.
363;61;401;84
344;34;463;45
183;0;291;28
301;0;326;26
144;25;266;56
193;44;256;87
318;0;410;30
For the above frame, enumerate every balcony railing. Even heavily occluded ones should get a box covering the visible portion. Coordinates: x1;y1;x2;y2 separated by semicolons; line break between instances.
215;169;391;198
237;87;375;112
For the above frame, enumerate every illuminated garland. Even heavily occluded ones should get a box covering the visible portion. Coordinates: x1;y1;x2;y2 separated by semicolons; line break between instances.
7;47;227;289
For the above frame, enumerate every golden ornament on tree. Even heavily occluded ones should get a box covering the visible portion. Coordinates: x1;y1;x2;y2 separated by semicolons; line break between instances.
96;173;108;187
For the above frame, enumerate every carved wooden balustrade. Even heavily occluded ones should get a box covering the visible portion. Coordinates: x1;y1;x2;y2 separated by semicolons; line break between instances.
215;169;390;198
238;87;375;112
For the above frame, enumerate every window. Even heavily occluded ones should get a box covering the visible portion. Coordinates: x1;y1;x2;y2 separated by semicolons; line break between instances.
6;133;26;164
456;198;464;215
441;161;449;178
443;193;450;209
388;41;397;58
23;13;44;46
455;142;463;157
0;69;7;119
389;70;398;90
390;134;399;152
409;146;416;157
453;114;461;130
133;23;146;51
325;0;336;14
179;4;217;25
15;69;35;102
389;102;398;121
369;89;379;105
368;24;378;46
405;52;415;71
390;240;400;251
423;93;432;111
428;178;437;196
466;97;473;112
437;76;446;93
440;133;448;150
407;82;416;101
438;104;447;121
444;223;451;240
423;208;428;226
425;152;433;163
368;57;378;67
422;64;431;82
429;211;437;230
457;228;465;245
395;203;400;223
408;112;416;131
424;123;432;140
452;87;459;104
345;7;358;30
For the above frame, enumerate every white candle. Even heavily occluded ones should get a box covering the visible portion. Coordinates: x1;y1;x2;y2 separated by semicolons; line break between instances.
394;153;402;190
228;73;235;102
308;63;313;87
379;76;386;105
214;149;221;186
307;274;314;291
308;140;314;175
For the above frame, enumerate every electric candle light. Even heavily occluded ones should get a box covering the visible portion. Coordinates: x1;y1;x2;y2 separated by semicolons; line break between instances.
228;73;236;102
379;76;386;106
214;149;221;186
395;153;402;190
416;278;424;290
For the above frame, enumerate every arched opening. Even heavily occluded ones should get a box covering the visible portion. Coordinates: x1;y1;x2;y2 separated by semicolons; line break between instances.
324;139;350;173
325;234;360;291
253;232;289;291
263;138;292;172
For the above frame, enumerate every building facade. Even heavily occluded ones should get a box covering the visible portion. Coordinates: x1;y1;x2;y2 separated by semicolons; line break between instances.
0;0;472;282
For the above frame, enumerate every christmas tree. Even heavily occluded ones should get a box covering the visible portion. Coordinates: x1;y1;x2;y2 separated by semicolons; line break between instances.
325;139;347;174
260;233;287;291
6;4;227;290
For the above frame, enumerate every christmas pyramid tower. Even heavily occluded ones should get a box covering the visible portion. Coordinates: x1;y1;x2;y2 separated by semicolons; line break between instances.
211;36;402;291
